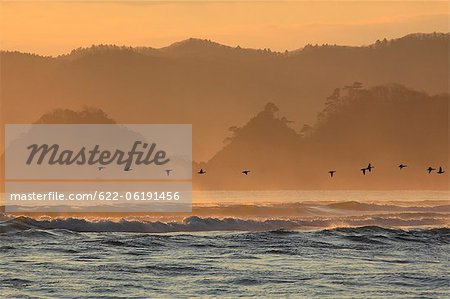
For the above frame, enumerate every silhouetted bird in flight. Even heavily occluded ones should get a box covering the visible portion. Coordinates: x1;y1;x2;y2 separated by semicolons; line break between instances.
366;163;374;172
242;170;251;175
198;169;206;175
398;164;407;170
437;167;445;175
361;168;367;175
165;169;172;176
328;170;336;177
427;166;435;174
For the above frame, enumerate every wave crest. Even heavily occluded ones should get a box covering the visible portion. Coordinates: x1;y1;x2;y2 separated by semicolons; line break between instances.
1;213;448;234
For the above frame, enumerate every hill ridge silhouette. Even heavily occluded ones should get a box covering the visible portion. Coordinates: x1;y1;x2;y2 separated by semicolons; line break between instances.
1;32;448;161
1;32;448;58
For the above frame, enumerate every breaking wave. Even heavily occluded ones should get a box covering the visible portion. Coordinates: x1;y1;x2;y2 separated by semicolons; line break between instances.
1;199;448;234
0;214;448;234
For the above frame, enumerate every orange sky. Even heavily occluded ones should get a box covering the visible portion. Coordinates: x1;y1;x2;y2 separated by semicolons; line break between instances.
0;1;449;56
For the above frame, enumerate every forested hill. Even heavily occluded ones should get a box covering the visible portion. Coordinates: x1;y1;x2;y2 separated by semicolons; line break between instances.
1;33;448;161
195;84;449;190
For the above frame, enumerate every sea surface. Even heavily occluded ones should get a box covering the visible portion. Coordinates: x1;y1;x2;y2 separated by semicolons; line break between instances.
0;191;449;298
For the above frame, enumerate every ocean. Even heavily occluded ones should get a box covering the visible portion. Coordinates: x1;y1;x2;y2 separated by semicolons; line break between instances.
1;191;449;298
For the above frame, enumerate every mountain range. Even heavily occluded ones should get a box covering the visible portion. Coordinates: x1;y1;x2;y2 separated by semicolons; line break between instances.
1;32;448;161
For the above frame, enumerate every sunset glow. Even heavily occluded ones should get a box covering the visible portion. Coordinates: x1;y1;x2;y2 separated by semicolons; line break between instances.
1;1;448;55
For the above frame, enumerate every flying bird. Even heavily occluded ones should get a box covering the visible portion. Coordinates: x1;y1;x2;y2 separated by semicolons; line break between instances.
398;164;407;170
437;167;445;175
165;169;172;176
361;168;367;175
198;169;206;175
328;170;336;178
427;166;435;174
242;170;251;175
366;163;374;172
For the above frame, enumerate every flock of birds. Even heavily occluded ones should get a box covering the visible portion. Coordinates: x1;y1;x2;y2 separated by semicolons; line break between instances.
102;164;446;177
329;163;446;177
196;163;446;178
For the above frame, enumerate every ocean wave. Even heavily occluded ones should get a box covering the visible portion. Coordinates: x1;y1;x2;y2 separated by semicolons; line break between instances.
325;201;449;212
0;213;448;234
3;200;449;217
